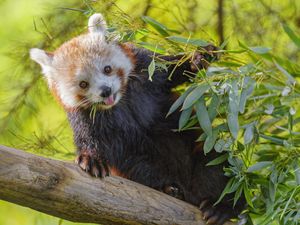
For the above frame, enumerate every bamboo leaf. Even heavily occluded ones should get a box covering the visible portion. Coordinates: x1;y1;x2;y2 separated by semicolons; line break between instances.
148;59;155;81
249;46;271;54
282;23;300;48
182;84;210;110
208;94;220;121
142;16;170;36
178;107;193;130
228;80;239;139
243;185;254;208
239;77;255;113
247;161;272;172
244;124;254;145
206;153;228;166
195;96;212;136
274;61;296;86
203;129;218;154
138;42;166;54
166;36;210;47
167;85;196;116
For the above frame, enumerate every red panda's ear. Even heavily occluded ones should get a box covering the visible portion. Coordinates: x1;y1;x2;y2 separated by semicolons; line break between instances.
30;48;53;75
88;13;107;35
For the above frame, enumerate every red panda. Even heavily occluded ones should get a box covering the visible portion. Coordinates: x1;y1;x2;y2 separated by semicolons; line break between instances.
30;13;244;225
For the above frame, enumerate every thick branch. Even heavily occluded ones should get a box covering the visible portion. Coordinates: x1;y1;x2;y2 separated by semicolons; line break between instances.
0;145;234;225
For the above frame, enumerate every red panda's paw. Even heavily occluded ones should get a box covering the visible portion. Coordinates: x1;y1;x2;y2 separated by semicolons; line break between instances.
163;184;185;200
199;199;233;225
75;150;109;178
191;45;219;71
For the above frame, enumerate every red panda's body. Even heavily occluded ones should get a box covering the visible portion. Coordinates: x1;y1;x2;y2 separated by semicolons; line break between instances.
30;14;245;225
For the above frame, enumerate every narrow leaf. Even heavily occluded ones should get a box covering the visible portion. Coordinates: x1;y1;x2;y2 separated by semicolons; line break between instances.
244;124;254;145
148;59;155;81
167;85;196;116
249;46;271;54
274;60;296;86
178;107;193;130
142;16;169;36
228;80;239;139
195;96;212;136
203;129;218;154
208;94;220;121
166;36;210;47
206;153;228;166
239;77;255;113
182;84;210;110
243;185;254;208
247;161;272;172
282;23;300;48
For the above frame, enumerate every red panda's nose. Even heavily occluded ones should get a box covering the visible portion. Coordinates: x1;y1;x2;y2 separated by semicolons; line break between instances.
100;86;112;98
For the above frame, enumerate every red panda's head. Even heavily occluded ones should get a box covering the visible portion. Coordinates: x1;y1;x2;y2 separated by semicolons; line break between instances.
30;13;134;110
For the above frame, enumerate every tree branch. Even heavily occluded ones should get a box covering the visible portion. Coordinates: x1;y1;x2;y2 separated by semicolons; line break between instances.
0;145;235;225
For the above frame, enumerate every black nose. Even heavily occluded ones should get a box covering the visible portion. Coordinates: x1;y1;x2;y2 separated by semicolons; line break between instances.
100;86;112;98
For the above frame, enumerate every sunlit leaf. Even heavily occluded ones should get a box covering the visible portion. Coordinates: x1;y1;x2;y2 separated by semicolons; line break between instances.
148;59;155;81
138;42;166;54
247;161;273;172
142;16;170;36
166;36;210;47
282;23;300;48
249;46;271;54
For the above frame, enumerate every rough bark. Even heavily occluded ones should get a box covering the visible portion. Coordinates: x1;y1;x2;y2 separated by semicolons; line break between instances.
0;145;235;225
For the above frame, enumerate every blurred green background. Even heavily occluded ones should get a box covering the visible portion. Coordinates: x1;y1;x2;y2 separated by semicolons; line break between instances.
0;0;299;224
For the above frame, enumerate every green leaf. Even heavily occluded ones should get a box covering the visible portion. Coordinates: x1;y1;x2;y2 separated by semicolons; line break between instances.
142;16;170;36
203;129;218;154
148;59;155;81
206;153;228;166
259;134;285;145
249;46;271;54
215;178;239;205
195;96;212;136
138;42;166;54
178;107;193;130
228;80;239;139
274;60;296;86
247;161;272;172
214;139;226;152
243;185;254;208
208;94;220;121
233;184;243;207
244;124;254;145
166;36;210;47
167;85;196;116
182;84;210;110
282;23;300;48
196;132;207;142
239;77;255;114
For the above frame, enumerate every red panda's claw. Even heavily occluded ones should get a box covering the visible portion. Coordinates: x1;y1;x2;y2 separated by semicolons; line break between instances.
75;151;109;178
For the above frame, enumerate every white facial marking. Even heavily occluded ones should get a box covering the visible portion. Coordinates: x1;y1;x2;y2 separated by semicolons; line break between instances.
30;13;133;110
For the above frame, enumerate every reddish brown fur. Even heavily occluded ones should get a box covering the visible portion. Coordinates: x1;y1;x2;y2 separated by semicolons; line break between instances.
119;43;137;66
109;166;128;178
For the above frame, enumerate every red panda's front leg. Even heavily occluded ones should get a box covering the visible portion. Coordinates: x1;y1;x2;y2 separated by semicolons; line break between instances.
75;148;109;178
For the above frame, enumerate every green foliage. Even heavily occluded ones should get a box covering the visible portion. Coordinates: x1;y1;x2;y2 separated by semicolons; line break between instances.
0;0;299;224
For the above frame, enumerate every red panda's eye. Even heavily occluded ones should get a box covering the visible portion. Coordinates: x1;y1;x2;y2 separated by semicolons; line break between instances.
79;81;89;89
104;65;112;74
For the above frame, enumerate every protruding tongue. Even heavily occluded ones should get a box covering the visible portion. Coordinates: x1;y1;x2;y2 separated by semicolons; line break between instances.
103;95;115;105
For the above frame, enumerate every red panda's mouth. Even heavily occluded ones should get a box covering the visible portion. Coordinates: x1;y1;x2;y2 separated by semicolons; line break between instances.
99;92;117;106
